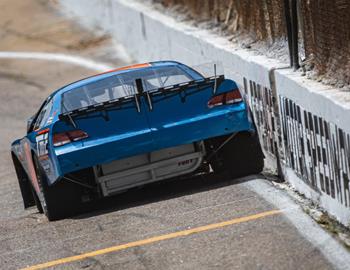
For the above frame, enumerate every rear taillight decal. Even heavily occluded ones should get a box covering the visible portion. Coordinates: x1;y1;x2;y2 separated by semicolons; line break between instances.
207;89;243;108
53;129;88;147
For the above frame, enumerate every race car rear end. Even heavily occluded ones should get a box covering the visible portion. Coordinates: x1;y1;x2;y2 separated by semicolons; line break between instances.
12;61;264;220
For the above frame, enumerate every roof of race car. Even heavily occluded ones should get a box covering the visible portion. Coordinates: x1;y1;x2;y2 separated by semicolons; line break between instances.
52;61;189;97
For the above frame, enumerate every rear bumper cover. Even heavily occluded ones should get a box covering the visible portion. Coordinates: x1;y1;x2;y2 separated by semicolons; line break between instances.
95;143;204;196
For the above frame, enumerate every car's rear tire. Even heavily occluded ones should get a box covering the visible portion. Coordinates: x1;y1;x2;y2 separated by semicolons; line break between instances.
222;132;264;178
30;185;43;214
208;131;264;178
33;155;83;221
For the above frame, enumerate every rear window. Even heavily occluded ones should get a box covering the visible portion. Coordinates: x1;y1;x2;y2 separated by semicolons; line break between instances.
62;66;194;112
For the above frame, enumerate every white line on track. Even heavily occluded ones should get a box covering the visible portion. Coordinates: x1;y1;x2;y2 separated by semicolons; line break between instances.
0;51;114;72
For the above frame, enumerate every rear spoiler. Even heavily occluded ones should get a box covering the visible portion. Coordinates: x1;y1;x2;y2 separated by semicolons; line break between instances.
59;75;225;122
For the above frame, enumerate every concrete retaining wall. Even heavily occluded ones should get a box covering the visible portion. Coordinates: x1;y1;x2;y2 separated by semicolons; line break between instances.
59;0;350;226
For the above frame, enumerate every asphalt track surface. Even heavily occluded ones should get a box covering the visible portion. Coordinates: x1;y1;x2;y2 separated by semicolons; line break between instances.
0;1;347;269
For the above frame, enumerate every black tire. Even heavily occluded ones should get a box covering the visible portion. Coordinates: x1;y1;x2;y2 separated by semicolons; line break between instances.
12;153;36;209
30;185;43;213
217;131;264;178
33;155;82;221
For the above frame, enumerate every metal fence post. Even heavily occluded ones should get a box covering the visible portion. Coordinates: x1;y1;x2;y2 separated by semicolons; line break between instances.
283;0;293;68
291;0;300;70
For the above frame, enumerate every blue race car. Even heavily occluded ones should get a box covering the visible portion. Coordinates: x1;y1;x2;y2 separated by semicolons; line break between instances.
11;61;264;220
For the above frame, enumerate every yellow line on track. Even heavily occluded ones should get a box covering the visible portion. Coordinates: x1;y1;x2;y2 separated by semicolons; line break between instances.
21;209;282;270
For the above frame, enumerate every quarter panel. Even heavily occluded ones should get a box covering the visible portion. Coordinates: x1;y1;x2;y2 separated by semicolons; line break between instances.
146;79;254;149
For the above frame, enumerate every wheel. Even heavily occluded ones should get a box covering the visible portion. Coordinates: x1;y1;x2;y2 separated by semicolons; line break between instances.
30;185;43;213
221;132;264;178
207;131;264;178
33;155;83;221
12;153;36;209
